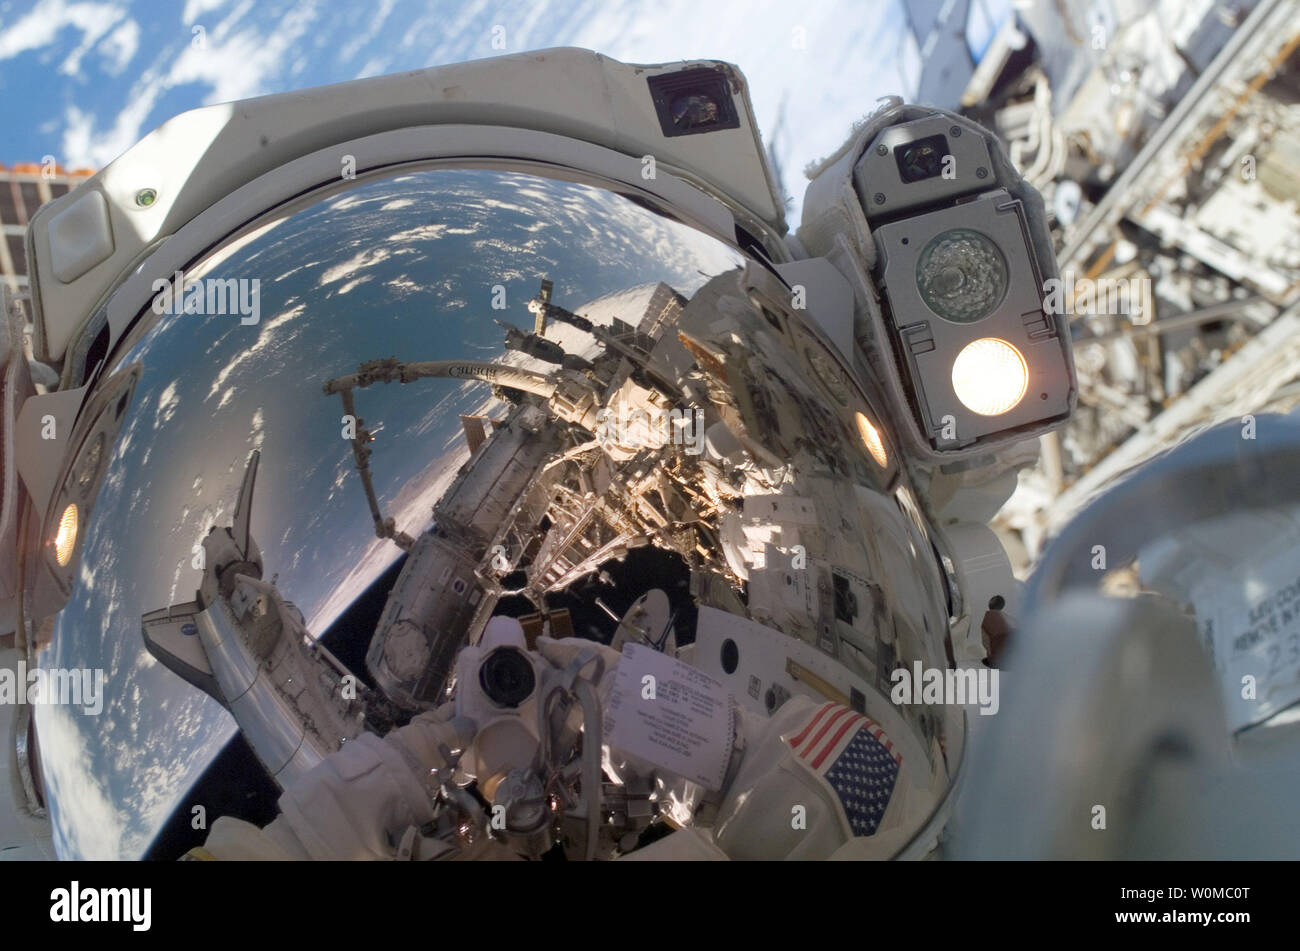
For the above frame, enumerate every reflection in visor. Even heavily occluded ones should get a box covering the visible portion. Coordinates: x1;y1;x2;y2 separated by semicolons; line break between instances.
37;165;952;859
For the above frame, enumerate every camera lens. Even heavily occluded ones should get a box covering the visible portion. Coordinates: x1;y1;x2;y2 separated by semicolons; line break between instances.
479;646;536;707
894;134;951;184
670;93;721;130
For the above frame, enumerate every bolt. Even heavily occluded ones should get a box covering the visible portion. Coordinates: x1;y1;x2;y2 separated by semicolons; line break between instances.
975;167;988;179
134;188;157;207
950;126;961;137
876;144;889;156
873;192;886;205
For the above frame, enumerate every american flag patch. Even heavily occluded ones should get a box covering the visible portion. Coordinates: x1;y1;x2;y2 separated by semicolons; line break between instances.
785;702;902;837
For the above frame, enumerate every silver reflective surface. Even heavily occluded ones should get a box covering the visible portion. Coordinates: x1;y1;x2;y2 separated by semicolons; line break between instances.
35;166;744;858
959;412;1300;858
34;164;952;859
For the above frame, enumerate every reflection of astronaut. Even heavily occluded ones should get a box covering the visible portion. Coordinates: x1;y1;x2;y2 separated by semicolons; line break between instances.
192;616;920;861
133;225;961;861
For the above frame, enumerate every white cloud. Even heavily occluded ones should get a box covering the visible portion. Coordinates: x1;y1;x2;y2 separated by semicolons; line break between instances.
0;0;140;84
57;0;320;167
248;405;265;450
182;0;231;25
0;0;123;61
154;379;180;428
165;0;319;105
353;55;387;80
386;276;420;292
336;275;374;295
97;17;139;74
60;82;161;169
338;0;396;61
203;302;305;402
58;9;126;75
318;247;391;285
36;704;128;860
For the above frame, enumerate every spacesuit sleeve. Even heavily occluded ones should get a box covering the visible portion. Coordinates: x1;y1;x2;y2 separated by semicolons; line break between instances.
711;696;917;860
191;706;476;861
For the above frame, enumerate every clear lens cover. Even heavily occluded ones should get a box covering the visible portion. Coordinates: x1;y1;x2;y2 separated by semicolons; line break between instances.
916;227;1008;324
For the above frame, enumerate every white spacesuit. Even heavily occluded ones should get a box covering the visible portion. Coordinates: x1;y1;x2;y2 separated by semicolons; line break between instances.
13;45;1298;865
194;618;922;861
